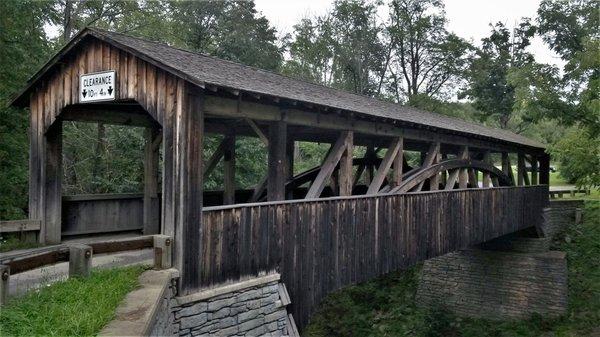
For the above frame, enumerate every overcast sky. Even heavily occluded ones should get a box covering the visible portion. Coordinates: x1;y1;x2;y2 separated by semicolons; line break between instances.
255;0;564;67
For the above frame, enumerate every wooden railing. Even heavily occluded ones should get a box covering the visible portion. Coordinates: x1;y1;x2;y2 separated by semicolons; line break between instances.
200;185;548;327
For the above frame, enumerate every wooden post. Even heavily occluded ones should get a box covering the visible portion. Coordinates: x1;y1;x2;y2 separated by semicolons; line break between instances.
459;146;469;189
164;82;204;295
0;265;8;306
154;235;173;270
517;152;525;186
144;128;161;235
267;120;287;201
286;138;295;199
502;152;515;185
44;123;63;245
482;151;492;188
338;132;354;196
391;138;404;188
68;244;92;278
531;155;538;185
223;135;236;204
539;153;550;185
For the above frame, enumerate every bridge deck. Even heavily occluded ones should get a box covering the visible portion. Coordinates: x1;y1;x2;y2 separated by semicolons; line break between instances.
199;186;548;327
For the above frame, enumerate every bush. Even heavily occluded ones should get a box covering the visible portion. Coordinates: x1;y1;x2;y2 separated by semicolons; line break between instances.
551;129;600;189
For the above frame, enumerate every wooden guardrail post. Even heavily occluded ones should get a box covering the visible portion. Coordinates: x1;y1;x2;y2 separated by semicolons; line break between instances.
0;265;9;306
69;244;93;278
153;235;172;270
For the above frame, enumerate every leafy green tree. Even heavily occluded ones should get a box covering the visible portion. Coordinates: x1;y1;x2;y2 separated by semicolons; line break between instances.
0;0;54;219
387;0;471;102
285;0;386;95
169;0;283;70
551;129;600;188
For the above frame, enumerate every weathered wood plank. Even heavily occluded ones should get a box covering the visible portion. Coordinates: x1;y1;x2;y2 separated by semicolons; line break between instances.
306;131;353;198
367;137;402;194
267;120;287;201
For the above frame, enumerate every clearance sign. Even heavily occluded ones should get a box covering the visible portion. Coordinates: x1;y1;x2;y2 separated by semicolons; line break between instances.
79;70;116;102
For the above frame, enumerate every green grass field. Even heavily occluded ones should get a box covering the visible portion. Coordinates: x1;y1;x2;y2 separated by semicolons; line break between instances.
0;266;145;337
305;200;600;337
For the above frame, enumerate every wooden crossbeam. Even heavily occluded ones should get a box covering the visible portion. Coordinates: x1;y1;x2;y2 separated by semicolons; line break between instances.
245;118;268;145
338;131;354;196
445;169;460;190
415;142;440;192
367;137;402;194
502;152;515;185
203;138;227;178
391;138;404;188
306;131;353;199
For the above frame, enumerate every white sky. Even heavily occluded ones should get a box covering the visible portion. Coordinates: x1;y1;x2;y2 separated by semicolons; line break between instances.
255;0;564;67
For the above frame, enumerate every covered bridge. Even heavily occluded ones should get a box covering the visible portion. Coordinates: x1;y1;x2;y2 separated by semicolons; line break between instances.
11;28;549;327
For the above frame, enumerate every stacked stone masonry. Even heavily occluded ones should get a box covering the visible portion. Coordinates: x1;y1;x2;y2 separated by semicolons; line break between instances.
416;249;568;319
170;275;296;337
416;201;579;320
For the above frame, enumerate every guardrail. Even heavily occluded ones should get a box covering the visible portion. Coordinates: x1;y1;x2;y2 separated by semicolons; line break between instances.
549;187;591;199
0;235;172;306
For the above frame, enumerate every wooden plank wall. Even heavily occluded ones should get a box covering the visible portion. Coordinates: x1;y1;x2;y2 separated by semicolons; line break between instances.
200;186;548;328
61;194;144;236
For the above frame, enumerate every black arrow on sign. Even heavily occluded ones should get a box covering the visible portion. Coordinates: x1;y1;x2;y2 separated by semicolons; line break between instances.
108;86;113;95
82;89;87;97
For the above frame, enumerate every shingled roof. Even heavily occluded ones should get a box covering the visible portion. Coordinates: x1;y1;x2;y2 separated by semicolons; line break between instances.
12;28;545;149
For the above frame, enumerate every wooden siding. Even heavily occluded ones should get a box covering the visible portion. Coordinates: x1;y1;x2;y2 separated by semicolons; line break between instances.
61;194;144;236
200;186;548;328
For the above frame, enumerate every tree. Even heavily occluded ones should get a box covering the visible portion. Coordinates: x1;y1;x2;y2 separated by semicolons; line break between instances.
285;0;386;95
0;0;54;219
461;20;543;130
170;0;283;71
386;0;471;102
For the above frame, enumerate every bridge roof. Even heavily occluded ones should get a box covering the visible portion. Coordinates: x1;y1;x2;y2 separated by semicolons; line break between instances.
11;28;545;150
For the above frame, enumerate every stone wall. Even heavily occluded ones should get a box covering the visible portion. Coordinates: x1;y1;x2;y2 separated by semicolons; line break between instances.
171;273;298;337
540;199;584;238
416;249;568;319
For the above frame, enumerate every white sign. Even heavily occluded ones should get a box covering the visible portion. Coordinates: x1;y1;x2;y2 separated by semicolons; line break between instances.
79;70;116;102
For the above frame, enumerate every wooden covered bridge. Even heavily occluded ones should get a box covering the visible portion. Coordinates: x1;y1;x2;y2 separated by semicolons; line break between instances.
11;28;549;327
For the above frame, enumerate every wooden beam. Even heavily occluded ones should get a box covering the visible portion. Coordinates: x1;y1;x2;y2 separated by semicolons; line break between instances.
539;153;550;185
444;169;460;190
367;137;402;194
203;138;227;178
391;138;404;188
250;176;268;202
44;123;62;245
415;142;440;192
482;151;492;187
306;131;353;199
267;120;287;201
0;220;41;233
502;152;515;185
517;152;526;186
458;146;469;189
246;118;268;145
531;155;538;185
286;138;295;199
338;132;354;196
223;135;235;204
143;127;161;234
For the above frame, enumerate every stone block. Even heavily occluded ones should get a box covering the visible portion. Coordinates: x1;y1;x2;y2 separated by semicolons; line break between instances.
180;313;208;330
208;297;236;311
177;302;208;318
68;244;92;278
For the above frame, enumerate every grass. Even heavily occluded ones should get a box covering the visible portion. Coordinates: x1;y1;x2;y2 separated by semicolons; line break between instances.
0;234;40;253
304;200;600;337
0;265;146;337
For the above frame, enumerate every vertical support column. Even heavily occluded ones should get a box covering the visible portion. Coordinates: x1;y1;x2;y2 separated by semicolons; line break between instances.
502;152;515;185
482;151;492;188
459;146;469;189
517;152;525;186
286;138;295;199
531;155;538;185
44;123;63;245
223;135;236;204
144;127;161;234
267;120;287;201
169;82;204;295
391;137;404;188
338;131;354;196
539;153;550;185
